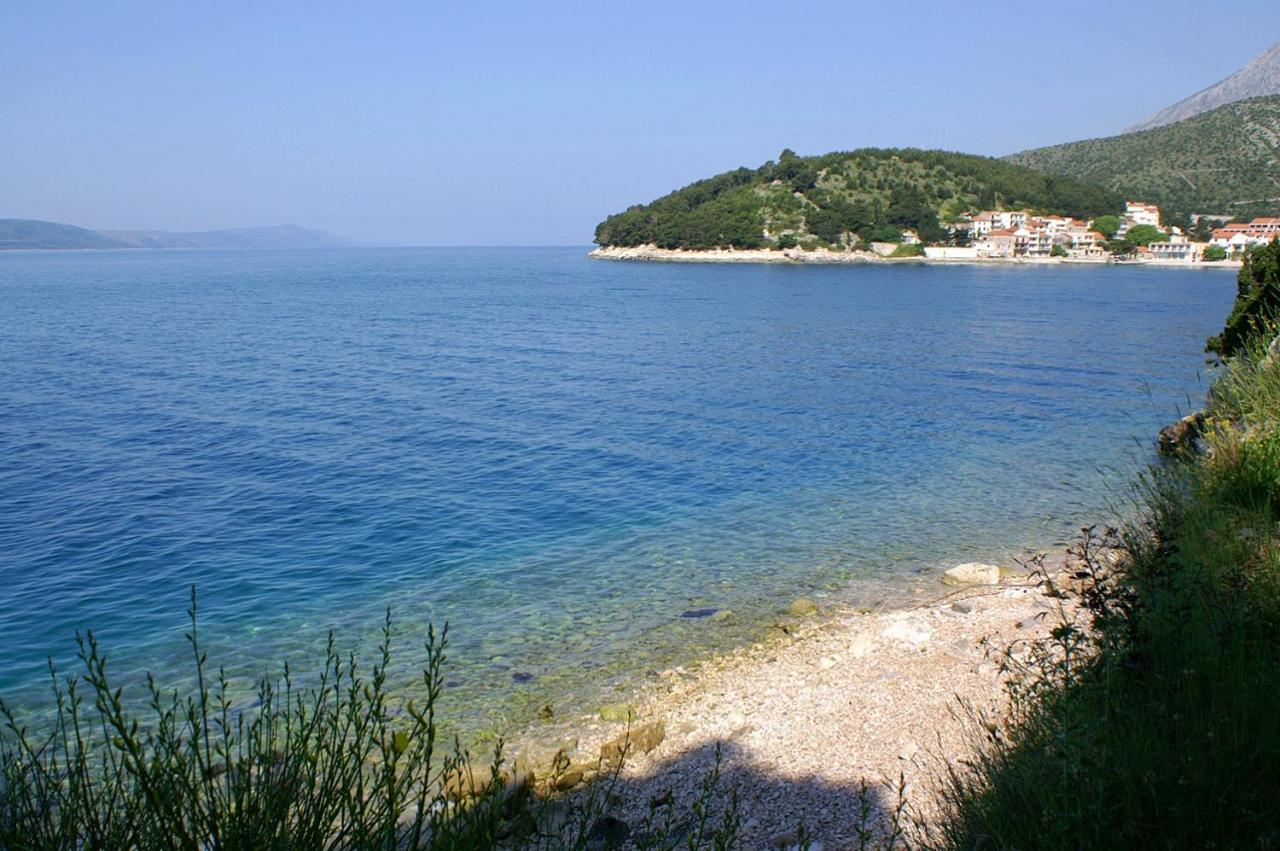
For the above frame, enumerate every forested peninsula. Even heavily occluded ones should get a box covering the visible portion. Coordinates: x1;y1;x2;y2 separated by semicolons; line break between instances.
593;148;1121;252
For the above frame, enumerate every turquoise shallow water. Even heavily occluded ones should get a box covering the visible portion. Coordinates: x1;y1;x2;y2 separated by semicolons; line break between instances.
0;248;1235;734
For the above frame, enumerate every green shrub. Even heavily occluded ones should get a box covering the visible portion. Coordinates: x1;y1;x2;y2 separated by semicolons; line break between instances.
889;243;924;258
0;591;738;850
931;259;1280;849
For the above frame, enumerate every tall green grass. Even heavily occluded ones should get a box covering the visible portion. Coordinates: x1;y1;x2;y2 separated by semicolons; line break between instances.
931;241;1280;849
0;589;737;849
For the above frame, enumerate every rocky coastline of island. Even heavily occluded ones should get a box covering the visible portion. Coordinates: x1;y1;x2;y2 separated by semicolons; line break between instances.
589;244;1242;269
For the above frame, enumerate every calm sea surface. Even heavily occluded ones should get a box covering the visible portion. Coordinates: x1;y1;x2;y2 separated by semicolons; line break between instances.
0;248;1236;734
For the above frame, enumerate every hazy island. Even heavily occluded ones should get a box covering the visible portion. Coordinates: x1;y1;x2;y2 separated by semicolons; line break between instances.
0;219;348;251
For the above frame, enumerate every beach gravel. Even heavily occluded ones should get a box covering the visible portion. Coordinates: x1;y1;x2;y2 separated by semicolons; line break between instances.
518;551;1085;848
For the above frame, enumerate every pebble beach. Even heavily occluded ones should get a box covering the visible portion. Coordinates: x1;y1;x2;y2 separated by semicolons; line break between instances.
505;551;1087;848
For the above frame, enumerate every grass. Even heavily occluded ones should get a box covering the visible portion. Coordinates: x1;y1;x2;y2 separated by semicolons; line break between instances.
0;589;739;850
929;242;1280;848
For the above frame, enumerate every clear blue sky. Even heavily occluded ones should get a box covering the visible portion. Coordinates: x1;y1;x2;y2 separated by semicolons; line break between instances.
2;2;1275;245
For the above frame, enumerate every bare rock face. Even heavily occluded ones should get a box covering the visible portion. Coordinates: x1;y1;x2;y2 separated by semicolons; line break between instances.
942;563;1002;586
1128;41;1280;131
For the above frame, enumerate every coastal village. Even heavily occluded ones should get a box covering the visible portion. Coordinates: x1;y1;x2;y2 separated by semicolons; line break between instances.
916;202;1280;263
592;201;1280;266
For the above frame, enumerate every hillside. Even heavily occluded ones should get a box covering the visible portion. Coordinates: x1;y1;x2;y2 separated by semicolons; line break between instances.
594;148;1121;250
1006;96;1280;217
0;220;348;250
100;224;349;250
1129;40;1280;132
0;219;127;250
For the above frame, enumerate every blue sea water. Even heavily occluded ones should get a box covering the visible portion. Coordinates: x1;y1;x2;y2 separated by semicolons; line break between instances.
0;247;1236;733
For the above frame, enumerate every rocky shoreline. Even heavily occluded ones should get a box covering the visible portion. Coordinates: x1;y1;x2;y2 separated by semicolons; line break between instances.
589;244;1242;270
499;551;1087;847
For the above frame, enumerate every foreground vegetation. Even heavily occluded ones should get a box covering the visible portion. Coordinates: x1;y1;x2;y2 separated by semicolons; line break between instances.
933;240;1280;848
1007;95;1280;222
593;148;1121;251
0;594;737;850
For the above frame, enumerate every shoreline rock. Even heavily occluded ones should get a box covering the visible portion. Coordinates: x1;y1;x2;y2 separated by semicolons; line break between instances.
588;244;1243;270
942;562;1003;586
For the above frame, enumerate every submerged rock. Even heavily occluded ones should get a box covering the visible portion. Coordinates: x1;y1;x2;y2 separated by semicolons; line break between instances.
599;703;636;722
942;563;1002;586
788;598;819;616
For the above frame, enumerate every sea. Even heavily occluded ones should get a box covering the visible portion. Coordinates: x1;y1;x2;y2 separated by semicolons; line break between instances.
0;247;1237;737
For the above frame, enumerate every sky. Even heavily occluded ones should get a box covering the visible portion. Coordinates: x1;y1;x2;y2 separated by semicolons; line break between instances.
2;1;1276;246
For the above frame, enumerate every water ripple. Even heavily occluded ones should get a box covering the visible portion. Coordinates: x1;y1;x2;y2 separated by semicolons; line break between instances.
0;248;1235;735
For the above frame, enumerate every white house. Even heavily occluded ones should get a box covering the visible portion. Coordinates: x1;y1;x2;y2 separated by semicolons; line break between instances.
1125;202;1161;228
1211;226;1253;255
1148;236;1203;262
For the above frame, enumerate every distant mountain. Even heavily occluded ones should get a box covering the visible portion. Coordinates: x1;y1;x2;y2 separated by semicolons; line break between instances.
594;148;1121;250
0;219;128;250
0;220;349;250
1006;95;1280;216
100;224;349;250
1128;41;1280;132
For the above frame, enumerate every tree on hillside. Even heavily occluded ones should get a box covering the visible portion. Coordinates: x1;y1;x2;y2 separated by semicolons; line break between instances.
776;149;817;192
1126;224;1167;246
1207;239;1280;357
886;186;944;242
1092;215;1121;239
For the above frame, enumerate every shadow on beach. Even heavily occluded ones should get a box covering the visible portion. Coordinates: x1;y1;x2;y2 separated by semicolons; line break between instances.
534;737;908;849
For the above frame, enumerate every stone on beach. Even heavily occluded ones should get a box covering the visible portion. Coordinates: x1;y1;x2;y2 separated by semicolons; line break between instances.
880;618;932;648
600;720;666;766
942;562;1002;586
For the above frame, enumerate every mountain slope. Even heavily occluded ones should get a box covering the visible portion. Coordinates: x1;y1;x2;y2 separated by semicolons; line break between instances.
594;148;1121;250
99;224;349;249
0;219;128;250
0;221;348;250
1129;41;1280;132
1006;96;1280;216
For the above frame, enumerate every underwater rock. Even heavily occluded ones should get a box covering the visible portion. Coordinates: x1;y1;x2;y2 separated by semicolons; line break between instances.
680;607;718;619
599;703;636;722
788;598;819;616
